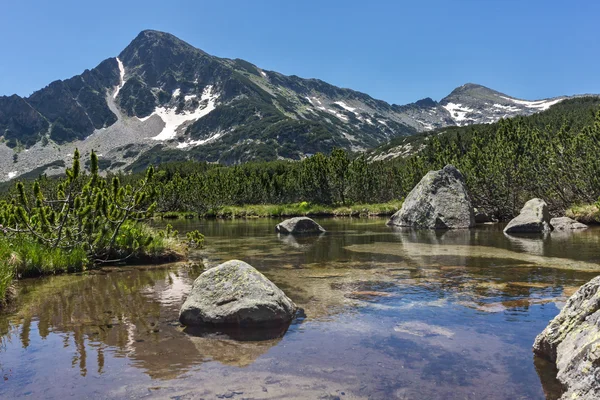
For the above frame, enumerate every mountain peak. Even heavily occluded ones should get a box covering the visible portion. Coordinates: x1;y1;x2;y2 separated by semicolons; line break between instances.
445;83;501;98
119;30;206;65
440;83;509;106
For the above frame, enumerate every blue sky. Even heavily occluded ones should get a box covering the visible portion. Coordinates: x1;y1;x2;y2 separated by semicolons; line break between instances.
1;0;598;104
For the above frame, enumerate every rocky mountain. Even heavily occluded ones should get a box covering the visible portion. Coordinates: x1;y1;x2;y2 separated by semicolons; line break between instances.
0;30;577;181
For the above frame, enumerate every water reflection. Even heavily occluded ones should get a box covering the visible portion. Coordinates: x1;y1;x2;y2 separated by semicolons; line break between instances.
0;218;597;399
0;264;285;381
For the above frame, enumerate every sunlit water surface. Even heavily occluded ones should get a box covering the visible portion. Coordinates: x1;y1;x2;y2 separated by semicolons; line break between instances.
2;218;599;399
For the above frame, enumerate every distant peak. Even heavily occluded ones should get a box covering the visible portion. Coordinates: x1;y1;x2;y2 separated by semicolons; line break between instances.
119;30;205;60
450;83;493;94
441;83;508;104
414;97;437;108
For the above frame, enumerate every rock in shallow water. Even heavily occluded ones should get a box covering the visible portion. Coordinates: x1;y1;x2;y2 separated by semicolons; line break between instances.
533;275;600;400
276;217;325;234
504;198;552;234
550;216;588;231
179;260;297;327
387;165;475;229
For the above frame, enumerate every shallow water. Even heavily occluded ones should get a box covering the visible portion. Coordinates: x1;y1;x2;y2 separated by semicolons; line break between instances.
1;218;599;399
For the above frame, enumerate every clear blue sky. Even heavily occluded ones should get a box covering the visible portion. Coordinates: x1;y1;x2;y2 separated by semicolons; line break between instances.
1;0;598;104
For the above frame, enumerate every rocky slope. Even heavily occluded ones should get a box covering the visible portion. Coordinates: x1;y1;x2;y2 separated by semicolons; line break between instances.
0;30;579;180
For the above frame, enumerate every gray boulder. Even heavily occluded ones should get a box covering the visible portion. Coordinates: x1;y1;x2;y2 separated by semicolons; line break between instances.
504;198;552;234
533;276;600;400
387;165;475;229
179;260;297;327
276;217;325;234
550;217;588;231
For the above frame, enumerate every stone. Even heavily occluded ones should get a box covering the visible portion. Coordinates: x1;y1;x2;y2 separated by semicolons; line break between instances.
275;217;325;234
550;216;588;231
179;260;297;327
504;198;551;234
474;208;496;223
533;275;600;400
387;165;475;229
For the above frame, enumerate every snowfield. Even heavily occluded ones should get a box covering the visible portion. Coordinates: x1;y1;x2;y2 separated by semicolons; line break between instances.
500;96;564;111
150;85;218;141
442;102;474;126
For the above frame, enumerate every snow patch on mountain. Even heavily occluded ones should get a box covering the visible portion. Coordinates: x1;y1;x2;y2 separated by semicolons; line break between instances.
327;109;349;121
493;103;520;112
150;85;218;141
177;130;226;149
442;102;474;125
113;58;126;99
500;96;564;111
335;101;356;112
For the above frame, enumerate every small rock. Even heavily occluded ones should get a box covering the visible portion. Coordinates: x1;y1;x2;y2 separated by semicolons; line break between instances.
550;216;588;231
474;208;496;223
504;198;551;234
276;217;325;234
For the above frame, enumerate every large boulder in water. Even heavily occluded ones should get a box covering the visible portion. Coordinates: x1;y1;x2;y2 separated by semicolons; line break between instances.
276;217;325;234
533;276;600;400
387;165;475;229
550;217;588;231
504;198;551;234
179;260;297;327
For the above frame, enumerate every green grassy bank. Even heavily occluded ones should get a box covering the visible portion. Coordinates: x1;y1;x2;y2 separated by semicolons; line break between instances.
156;200;403;220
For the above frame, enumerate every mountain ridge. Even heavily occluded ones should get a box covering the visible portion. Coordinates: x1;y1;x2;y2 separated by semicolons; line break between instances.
0;29;587;181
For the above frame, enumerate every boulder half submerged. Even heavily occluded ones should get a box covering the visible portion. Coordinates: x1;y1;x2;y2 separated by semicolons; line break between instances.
179;260;297;327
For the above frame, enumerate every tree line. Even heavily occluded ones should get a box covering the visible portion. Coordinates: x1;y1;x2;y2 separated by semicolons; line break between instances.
3;97;600;220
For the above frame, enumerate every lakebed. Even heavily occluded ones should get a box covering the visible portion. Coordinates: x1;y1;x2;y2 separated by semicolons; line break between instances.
1;217;598;399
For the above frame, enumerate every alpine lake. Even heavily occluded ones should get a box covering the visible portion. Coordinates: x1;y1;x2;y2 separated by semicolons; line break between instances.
1;217;598;399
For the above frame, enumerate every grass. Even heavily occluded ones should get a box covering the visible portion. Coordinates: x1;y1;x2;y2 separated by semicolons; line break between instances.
565;203;600;224
0;238;90;306
0;222;187;307
206;201;403;219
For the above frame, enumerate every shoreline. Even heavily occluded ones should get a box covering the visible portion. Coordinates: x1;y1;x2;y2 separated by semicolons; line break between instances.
155;201;404;220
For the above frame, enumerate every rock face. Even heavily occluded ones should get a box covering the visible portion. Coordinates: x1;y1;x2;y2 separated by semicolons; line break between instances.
550;217;588;231
533;276;600;400
504;198;552;234
387;165;475;229
179;260;297;327
276;217;325;234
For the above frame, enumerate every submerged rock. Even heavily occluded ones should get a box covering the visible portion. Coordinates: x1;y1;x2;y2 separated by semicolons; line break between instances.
504;198;552;234
533;276;600;400
550;216;588;231
387;165;475;229
276;217;325;234
179;260;297;327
